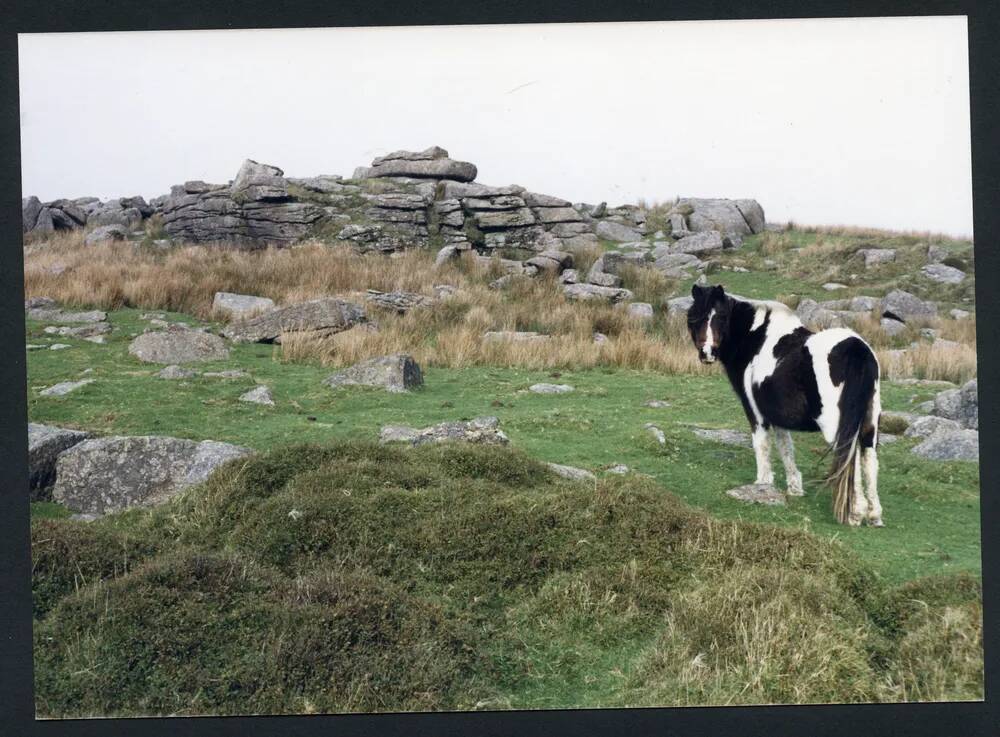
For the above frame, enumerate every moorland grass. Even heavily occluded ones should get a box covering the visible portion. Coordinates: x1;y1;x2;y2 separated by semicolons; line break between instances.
32;442;982;716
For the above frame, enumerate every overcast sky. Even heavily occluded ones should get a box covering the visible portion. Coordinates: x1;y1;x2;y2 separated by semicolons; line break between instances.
19;17;972;236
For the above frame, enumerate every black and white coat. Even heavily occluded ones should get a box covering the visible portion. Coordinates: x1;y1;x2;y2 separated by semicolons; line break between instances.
687;284;883;526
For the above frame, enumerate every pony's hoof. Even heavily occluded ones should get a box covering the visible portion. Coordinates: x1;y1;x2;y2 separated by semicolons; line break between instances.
786;487;804;497
847;514;863;527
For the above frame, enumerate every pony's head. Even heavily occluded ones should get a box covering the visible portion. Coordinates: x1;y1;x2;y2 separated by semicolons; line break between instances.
687;283;730;364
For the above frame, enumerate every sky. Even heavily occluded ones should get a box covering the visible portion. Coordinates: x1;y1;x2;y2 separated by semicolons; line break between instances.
18;17;973;236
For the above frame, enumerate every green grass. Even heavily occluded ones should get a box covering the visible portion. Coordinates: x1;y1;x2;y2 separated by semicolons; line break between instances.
27;309;980;585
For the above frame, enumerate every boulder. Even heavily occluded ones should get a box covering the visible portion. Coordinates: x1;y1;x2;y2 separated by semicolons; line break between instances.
677;198;765;236
28;423;91;498
51;436;252;514
128;326;230;364
222;298;366;343
22;196;43;232
547;463;596;482
927;244;948;263
911;429;979;462
231;159;289;201
881;289;937;320
903;415;962;439
672;230;725;255
84;224;128;245
324;354;423;393
627;302;654;320
379;416;508;446
239;386;275;405
665;296;694;316
212;292;276;320
932;379;978;429
563;283;633;303
796;299;844;329
881;318;907;337
858;248;896;268
596;220;643;242
950;308;971;320
355;146;477;182
921;263;966;284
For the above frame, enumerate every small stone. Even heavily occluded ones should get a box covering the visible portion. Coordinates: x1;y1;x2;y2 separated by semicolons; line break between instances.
627;302;654;320
644;400;670;408
547;463;596;482
950;309;971;320
858;248;896;268
239;386;275;406
726;483;786;506
483;331;550;343
607;464;630;475
822;283;847;291
529;383;574;394
203;369;250;379
157;365;198;380
40;379;93;397
693;427;752;447
50;344;72;351
922;263;966;284
593;332;608;344
323;354;423;393
644;423;666;444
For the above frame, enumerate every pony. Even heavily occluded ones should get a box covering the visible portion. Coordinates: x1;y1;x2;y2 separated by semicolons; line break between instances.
686;283;883;526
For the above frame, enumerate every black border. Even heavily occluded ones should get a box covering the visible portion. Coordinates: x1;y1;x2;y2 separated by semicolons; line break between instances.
2;2;997;736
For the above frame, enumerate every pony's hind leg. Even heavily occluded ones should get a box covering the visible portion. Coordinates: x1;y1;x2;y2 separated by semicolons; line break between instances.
848;450;869;526
774;429;804;496
752;425;775;485
862;446;883;526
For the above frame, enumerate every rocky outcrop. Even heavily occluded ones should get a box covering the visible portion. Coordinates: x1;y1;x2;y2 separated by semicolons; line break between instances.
323;354;424;393
353;146;477;182
129;326;230;364
221;297;367;343
51;435;252;515
28;423;91;499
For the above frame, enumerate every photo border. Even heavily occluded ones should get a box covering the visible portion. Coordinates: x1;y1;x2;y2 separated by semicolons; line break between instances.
1;2;996;735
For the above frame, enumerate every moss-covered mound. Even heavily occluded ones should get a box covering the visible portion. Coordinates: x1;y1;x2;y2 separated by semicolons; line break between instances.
32;442;983;716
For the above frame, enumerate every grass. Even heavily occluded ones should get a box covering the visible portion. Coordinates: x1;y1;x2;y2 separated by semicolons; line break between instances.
32;441;982;716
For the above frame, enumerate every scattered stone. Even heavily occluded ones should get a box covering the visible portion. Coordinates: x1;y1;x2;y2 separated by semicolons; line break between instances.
25;296;57;309
51;436;252;514
323;354;423;393
644;423;666;444
921;263;966;284
129;326;229;364
822;283;847;291
879;434;900;445
882;289;937;320
49;344;72;351
203;369;250;379
239;385;275;406
596;220;643;242
693;427;752;447
726;483;786;506
83;336;107;345
932;379;978;429
378;416;508;446
435;245;459;267
560;268;579;284
44;322;112;339
489;275;515;290
547;463;596;482
26;344;45;351
950;308;971;320
927;244;948;263
903;415;962;439
28;423;91;499
627;302;654;320
593;332;608;344
84;224;128;246
222;297;366;344
858;248;896;268
529;383;574;394
39;379;93;397
644;400;671;408
881;318;907;337
563;283;633;303
26;307;107;324
365;289;436;314
156;365;198;379
212;292;276;321
665;296;694;317
796;299;844;329
607;464;630;475
483;331;550;343
672;230;725;255
911;429;979;462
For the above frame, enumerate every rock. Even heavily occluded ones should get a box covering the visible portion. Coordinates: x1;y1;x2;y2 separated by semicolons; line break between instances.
858;248;896;268
627;302;654;320
676;198;765;236
23;196;43;231
726;483;786;506
26;308;107;324
323;354;423;393
644;423;666;444
693;427;752;447
879;411;918;433
547;463;596;482
950;308;971;320
921;263;966;284
796;299;844;329
25;296;57;309
911;429;979;462
365;290;436;314
672;231;725;255
879;434;900;445
529;383;574;394
665;296;694;317
607;464;630;475
592;332;608;344
654;252;705;278
231;159;289;201
156;365;198;379
822;283;847;291
882;289;937;320
927;244;949;263
596;220;643;242
212;292;276;320
239;385;275;406
903;415;962;439
49;344;72;351
488;275;515;290
587;262;622;288
560;268;579;284
129;326;229;364
51;436;252;514
881;318;907;337
84;224;128;245
644;400;671;408
563;283;633;303
483;331;550;343
435;245;459;267
44;322;112;339
28;423;91;499
932;379;978;429
378;416;508;446
356;146;477;182
222;298;366;343
39;379;93;397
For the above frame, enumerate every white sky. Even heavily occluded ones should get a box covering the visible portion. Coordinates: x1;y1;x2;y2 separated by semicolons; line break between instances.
19;17;973;236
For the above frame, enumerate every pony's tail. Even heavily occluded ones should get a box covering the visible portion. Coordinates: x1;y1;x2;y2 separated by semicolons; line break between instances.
827;351;879;525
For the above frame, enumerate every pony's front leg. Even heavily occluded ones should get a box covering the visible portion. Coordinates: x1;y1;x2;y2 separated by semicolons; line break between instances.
752;425;774;485
774;428;804;496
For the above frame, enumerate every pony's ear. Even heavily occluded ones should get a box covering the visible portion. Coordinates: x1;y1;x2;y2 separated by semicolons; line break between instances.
691;283;705;299
712;284;726;298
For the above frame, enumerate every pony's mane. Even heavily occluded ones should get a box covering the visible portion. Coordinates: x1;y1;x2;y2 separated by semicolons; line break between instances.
728;294;797;318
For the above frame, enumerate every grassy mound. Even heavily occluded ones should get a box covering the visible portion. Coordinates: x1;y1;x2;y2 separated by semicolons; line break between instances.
33;442;983;716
